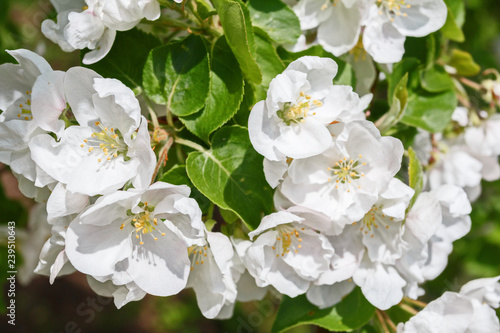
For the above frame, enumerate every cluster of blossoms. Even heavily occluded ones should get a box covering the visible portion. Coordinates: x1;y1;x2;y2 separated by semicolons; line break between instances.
286;0;448;94
398;275;500;332
0;49;242;318
290;0;447;64
247;56;473;311
41;0;183;64
1;0;500;330
413;106;500;202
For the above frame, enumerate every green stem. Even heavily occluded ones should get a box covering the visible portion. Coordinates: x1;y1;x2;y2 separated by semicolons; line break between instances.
175;137;207;152
375;310;391;333
399;303;419;316
402;297;427;309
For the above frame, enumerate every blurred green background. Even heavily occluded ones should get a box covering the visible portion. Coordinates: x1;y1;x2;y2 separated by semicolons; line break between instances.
0;0;499;332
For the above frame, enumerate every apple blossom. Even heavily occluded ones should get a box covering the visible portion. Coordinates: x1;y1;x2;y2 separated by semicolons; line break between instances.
293;0;362;56
186;230;238;319
42;0;160;64
65;182;205;297
277;120;404;229
240;207;335;297
361;0;447;63
29;67;156;196
249;56;370;162
397;276;500;333
0;49;61;201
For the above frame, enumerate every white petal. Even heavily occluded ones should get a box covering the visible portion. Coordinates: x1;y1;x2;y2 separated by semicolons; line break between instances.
363;9;406;64
317;4;361;57
31;71;67;136
248;100;285;161
65;219;133;277
64;67;102;126
82;28;116;65
127;227;190;296
92;78;141;134
7;49;52;82
306;280;355;309
353;260;406;310
392;0;447;37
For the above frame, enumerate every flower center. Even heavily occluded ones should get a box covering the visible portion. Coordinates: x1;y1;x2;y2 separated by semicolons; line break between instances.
120;202;165;245
355;206;394;238
81;121;128;163
321;0;339;10
188;245;209;271
327;155;366;192
349;38;367;62
377;0;412;20
271;225;304;257
17;90;33;121
277;91;322;125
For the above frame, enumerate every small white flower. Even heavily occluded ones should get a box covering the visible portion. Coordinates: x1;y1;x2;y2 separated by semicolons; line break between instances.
186;231;238;319
240;207;335;297
397;276;500;333
362;0;447;63
42;0;160;64
249;56;346;161
65;182;205;297
278;120;403;228
87;276;146;309
398;185;471;300
30;67;156;196
293;0;362;56
0;49;60;200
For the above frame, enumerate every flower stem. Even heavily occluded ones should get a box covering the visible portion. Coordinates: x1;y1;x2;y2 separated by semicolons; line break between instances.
175;137;207;153
399;303;419;316
151;136;174;184
459;77;483;91
375;310;391;333
402;297;427;308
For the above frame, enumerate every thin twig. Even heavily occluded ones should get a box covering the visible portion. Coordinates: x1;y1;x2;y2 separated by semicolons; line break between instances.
375;310;391;333
402;297;427;308
151;136;174;183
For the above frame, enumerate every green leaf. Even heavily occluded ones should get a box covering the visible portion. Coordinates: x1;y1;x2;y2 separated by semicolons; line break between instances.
195;0;217;20
186;126;274;230
159;164;211;213
143;35;210;116
180;36;244;142
441;7;465;42
253;28;286;101
277;45;356;87
212;0;263;84
402;88;457;133
84;29;160;89
272;288;375;333
390;59;457;133
407;147;424;211
420;65;454;93
219;208;239;224
233;81;257;127
388;58;421;101
375;73;408;134
447;49;481;77
444;0;465;28
247;0;301;44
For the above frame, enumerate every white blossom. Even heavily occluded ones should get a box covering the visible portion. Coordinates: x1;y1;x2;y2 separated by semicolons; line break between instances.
65;182;205;297
30;67;156;196
240;207;335;297
187;230;238;319
397;276;500;333
277;120;403;230
0;49;60;201
42;0;160;64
